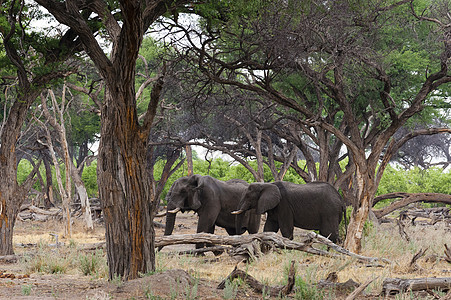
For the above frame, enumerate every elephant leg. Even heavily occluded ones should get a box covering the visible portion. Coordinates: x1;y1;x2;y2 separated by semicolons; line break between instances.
320;224;338;243
225;227;237;235
279;214;294;240
247;215;261;234
195;214;217;251
263;214;279;233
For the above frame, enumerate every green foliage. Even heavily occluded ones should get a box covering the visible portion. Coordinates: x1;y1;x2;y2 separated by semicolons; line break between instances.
376;165;451;208
81;161;99;197
21;284;32;296
377;165;451;194
294;277;324;300
17;160;34;185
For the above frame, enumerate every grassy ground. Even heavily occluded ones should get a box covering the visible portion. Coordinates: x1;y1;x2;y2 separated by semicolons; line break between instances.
1;211;450;299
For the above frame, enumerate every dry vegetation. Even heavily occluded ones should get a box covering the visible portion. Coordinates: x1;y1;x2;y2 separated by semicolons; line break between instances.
0;210;450;299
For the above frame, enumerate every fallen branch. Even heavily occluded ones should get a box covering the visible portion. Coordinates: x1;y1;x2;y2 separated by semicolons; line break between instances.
155;232;390;264
408;248;428;272
445;244;451;264
176;246;228;256
382;277;451;295
317;272;360;292
217;260;296;297
373;193;451;219
345;277;377;300
79;242;106;251
28;205;61;216
0;255;18;263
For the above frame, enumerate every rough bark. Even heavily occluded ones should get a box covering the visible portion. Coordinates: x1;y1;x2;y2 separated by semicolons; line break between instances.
98;87;156;280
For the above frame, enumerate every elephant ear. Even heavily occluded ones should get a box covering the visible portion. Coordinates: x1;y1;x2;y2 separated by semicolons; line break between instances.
187;174;203;210
257;184;281;214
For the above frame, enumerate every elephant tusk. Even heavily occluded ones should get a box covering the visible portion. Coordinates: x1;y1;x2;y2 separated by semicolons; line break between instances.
231;210;243;215
155;211;167;217
168;207;181;214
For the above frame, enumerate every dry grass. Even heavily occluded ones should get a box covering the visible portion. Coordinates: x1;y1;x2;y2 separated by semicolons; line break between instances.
155;219;451;297
7;213;451;299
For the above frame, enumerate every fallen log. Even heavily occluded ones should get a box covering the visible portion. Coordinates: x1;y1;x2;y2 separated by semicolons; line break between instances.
217;260;296;297
79;242;106;251
28;205;61;216
155;232;390;264
382;277;451;295
0;255;18;263
317;272;360;292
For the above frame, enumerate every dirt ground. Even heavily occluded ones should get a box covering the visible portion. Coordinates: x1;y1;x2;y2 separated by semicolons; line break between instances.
0;210;450;299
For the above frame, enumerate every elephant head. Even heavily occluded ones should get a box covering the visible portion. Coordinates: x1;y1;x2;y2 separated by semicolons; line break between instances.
164;175;203;236
232;182;281;215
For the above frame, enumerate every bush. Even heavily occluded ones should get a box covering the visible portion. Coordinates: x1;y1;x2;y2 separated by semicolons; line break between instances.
78;250;106;276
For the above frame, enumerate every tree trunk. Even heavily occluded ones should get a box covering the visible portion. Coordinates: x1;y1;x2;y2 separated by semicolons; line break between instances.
98;87;155;280
0;94;41;255
71;164;94;231
43;158;54;208
0;192;19;255
185;145;194;176
344;165;375;253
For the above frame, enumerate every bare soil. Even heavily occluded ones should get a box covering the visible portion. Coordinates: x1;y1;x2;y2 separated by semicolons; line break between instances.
1;211;450;299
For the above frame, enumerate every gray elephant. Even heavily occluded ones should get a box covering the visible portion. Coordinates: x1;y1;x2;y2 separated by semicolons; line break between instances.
163;174;261;249
232;181;345;243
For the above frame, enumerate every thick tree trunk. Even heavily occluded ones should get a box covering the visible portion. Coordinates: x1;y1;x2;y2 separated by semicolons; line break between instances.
98;88;155;280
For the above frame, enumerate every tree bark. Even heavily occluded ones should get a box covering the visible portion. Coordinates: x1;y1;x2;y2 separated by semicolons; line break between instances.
185;145;194;176
0;93;42;255
382;277;451;295
344;165;375;253
98;85;156;280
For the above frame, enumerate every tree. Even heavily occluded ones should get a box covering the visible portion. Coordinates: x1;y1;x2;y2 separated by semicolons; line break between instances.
170;0;450;253
33;0;204;279
0;0;83;255
392;121;451;170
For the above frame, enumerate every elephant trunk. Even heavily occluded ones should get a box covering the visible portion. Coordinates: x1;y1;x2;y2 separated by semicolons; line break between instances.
234;212;246;235
158;209;177;251
164;211;177;236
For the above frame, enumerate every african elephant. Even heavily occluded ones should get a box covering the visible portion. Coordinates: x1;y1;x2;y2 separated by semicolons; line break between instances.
232;181;345;243
163;174;261;249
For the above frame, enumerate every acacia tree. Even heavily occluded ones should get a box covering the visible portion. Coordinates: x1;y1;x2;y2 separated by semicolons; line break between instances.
33;0;206;279
182;90;298;182
172;0;450;252
0;0;83;255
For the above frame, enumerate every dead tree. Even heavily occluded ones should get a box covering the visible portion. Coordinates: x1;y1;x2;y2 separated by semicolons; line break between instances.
156;232;389;265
